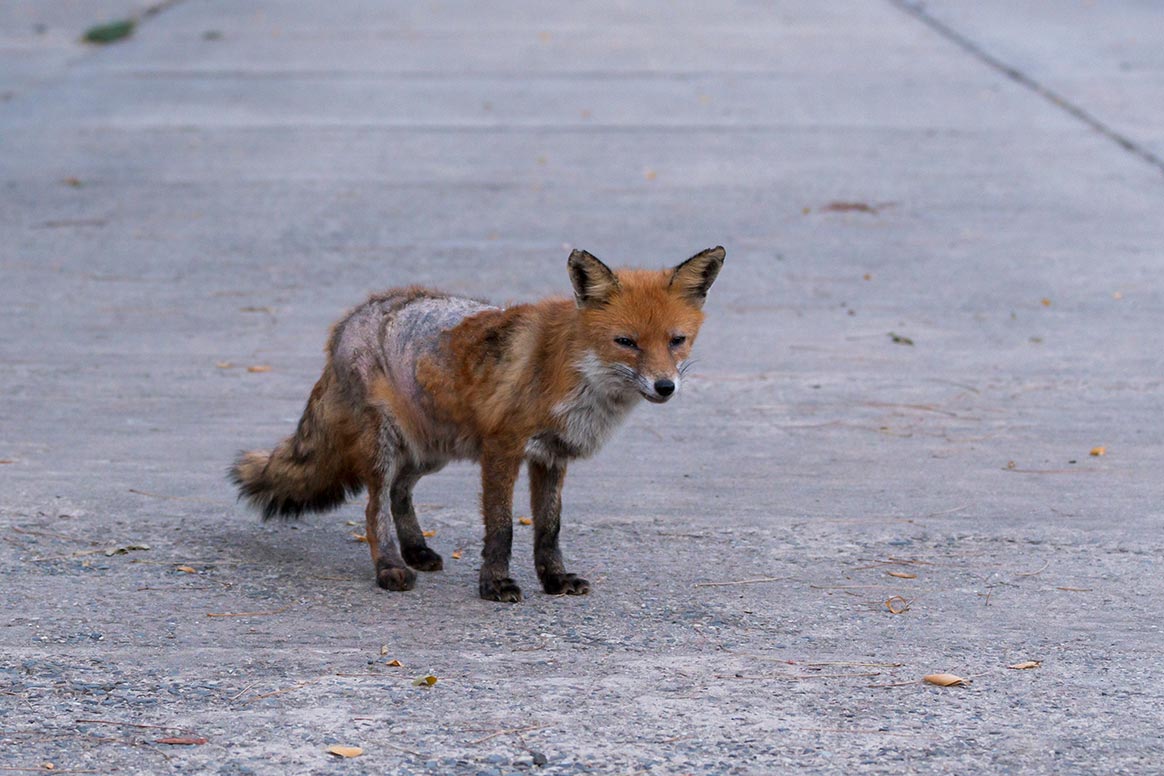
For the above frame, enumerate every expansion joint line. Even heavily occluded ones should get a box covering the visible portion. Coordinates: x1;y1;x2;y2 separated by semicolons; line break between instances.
887;0;1164;177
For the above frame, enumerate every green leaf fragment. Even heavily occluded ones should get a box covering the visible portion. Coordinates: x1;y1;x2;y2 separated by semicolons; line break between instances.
83;19;135;44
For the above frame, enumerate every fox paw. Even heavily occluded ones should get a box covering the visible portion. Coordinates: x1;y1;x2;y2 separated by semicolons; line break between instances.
402;545;443;572
376;562;417;592
541;573;590;596
479;576;522;603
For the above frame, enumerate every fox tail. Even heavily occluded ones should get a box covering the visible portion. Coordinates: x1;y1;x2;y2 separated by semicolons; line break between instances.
229;369;363;519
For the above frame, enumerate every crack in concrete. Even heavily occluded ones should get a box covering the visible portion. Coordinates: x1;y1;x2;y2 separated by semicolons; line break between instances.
888;0;1164;177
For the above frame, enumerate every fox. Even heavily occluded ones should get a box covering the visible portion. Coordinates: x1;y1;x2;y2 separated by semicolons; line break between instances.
230;246;724;602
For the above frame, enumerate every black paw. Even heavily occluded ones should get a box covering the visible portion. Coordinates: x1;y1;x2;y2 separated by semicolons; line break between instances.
479;576;522;603
376;562;417;591
541;573;590;596
402;545;444;572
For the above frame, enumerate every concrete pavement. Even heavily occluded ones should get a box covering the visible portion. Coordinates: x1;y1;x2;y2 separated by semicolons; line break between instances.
2;1;1163;773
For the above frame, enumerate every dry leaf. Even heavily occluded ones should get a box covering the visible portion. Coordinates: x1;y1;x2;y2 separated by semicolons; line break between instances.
643;169;657;181
451;549;463;560
352;533;368;543
379;644;388;656
215;361;233;369
518;517;533;526
1057;586;1091;592
40;765;54;772
326;745;363;758
885;596;911;614
1040;298;1052;307
412;674;438;687
176;565;197;574
1008;661;1041;670
886;571;917;579
247;365;271;373
156;736;208;745
1112;291;1123;300
1089;446;1106;457
422;529;437;538
386;659;402;667
923;673;966;687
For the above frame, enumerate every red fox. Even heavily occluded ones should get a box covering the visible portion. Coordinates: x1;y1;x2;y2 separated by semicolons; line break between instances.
231;247;724;601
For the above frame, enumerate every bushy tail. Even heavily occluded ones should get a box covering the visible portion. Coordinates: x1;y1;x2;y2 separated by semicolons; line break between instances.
230;370;363;520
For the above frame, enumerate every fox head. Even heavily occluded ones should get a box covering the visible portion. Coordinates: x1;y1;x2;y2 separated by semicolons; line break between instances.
567;246;725;404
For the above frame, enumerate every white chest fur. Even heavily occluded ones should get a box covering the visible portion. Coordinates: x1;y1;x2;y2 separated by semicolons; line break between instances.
524;352;639;465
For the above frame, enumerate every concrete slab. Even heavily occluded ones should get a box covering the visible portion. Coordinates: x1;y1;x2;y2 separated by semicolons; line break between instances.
2;1;1162;774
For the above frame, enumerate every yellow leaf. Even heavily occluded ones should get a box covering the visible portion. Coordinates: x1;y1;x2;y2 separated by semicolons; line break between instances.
518;517;533;526
886;571;917;579
422;530;437;538
412;674;437;686
451;549;463;560
1089;446;1106;457
352;533;368;543
326;745;363;758
923;673;966;686
176;565;197;574
386;659;402;667
1040;298;1052;307
247;365;271;373
1007;661;1041;670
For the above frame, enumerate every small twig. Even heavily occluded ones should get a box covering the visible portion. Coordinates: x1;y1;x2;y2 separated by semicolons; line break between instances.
206;606;290;618
867;678;922;689
794;727;918;737
0;769;111;774
11;526;94;544
380;741;424;758
693;576;789;588
243;677;324;703
469;724;546;745
226;682;260;702
30;548;110;562
801;661;904;668
128;488;223;504
921;504;971;518
74;719;186;731
1014;560;1050;577
713;672;881;681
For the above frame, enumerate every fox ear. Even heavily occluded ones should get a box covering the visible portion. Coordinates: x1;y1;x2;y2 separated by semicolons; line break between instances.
568;249;620;308
670;246;725;308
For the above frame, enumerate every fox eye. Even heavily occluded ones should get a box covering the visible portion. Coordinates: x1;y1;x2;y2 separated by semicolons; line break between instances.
670;335;687;347
613;336;638;349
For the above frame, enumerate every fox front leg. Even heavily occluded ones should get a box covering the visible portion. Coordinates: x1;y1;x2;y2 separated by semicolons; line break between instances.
529;460;589;595
478;449;523;602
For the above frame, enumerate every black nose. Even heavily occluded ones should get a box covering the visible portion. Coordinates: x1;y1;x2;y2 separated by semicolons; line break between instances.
654;379;675;397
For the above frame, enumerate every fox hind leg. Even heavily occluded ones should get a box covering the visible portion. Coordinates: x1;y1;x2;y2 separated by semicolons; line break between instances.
390;464;443;572
366;463;416;591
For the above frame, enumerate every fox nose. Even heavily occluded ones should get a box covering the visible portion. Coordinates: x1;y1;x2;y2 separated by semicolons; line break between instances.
654;379;675;397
